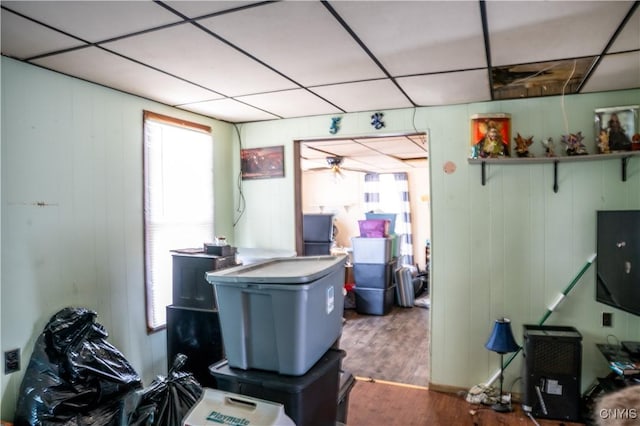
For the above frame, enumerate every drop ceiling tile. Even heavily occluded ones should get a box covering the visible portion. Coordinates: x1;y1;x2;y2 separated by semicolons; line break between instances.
163;1;260;19
362;138;427;156
31;47;221;105
396;69;490;106
609;6;640;53
321;143;378;157
179;98;279;123
197;1;385;86
582;51;640;93
103;23;298;97
353;155;406;168
302;140;373;157
235;89;342;119
300;146;331;160
310;79;413;113
1;9;84;59
486;1;632;66
330;1;487;75
1;1;181;43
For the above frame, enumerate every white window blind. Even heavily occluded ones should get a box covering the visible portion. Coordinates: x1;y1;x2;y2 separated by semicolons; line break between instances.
143;112;214;331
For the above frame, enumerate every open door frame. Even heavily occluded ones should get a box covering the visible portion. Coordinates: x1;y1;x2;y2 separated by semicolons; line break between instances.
293;141;304;255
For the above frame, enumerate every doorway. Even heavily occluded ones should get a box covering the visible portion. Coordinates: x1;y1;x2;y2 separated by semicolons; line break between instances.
293;133;431;387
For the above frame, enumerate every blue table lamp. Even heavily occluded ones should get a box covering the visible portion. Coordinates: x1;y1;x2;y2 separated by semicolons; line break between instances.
485;317;520;412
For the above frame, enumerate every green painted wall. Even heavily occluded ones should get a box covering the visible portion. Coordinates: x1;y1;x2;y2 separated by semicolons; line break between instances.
232;90;640;393
1;56;639;420
0;57;235;419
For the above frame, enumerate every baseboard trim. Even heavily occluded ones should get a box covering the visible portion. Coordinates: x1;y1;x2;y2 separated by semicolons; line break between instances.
355;376;429;390
428;382;523;402
427;382;467;394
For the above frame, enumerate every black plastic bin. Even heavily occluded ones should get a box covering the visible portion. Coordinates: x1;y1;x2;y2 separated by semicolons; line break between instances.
210;349;344;426
166;305;224;388
337;370;356;424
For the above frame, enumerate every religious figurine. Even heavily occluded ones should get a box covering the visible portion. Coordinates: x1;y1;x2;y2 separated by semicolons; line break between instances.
597;129;610;154
561;132;588;156
541;137;556;157
473;120;509;158
513;133;534;158
607;113;632;151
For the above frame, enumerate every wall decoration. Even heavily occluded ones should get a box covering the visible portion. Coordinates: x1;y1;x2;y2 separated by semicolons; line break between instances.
513;133;534;158
470;113;511;159
329;117;341;134
241;145;285;180
594;105;639;152
541;137;556;157
371;112;385;130
561;132;588;156
443;161;456;174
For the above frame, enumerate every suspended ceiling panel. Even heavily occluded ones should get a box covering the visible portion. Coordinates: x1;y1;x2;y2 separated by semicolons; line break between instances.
582;51;640;93
3;1;180;42
330;1;487;75
485;1;632;66
1;0;638;129
197;1;386;86
0;0;640;170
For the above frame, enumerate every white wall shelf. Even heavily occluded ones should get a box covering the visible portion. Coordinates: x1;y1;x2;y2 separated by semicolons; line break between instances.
468;151;640;192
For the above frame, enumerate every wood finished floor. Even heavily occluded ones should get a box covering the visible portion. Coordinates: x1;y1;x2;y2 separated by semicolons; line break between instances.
339;304;587;425
339;303;430;387
346;379;586;426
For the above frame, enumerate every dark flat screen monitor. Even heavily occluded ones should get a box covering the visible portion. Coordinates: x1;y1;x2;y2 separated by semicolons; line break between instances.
596;210;640;316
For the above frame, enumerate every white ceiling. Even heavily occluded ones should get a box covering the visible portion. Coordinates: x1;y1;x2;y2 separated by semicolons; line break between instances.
2;0;639;169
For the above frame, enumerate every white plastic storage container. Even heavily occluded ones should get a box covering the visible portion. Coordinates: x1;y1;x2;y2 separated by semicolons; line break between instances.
206;255;346;376
351;237;393;264
182;388;294;426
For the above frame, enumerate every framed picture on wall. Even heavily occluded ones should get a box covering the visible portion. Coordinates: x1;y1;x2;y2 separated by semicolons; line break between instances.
469;113;511;159
594;105;639;152
241;145;285;180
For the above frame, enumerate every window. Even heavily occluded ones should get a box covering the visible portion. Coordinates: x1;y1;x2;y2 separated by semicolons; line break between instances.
143;111;214;331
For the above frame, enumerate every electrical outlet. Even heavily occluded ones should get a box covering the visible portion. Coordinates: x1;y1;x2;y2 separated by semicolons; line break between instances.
4;348;20;374
602;312;613;327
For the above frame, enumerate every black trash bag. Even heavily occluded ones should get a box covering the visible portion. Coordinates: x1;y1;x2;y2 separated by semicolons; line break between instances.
126;354;203;426
14;307;143;426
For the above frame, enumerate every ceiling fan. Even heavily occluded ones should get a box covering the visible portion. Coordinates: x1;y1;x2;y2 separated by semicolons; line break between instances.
326;156;345;178
304;156;369;177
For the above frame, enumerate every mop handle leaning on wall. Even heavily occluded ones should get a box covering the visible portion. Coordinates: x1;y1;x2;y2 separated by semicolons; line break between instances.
483;253;597;387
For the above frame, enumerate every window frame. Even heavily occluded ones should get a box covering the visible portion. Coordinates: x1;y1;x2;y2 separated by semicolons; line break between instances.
143;111;213;332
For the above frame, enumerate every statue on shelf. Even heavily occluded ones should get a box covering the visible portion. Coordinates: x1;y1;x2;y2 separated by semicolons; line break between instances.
541;137;556;157
607;113;632;151
597;129;610;154
513;133;534;158
562;132;588;156
473;120;509;158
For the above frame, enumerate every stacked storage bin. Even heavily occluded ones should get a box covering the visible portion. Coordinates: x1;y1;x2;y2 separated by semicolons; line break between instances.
205;256;350;426
351;217;397;315
302;213;335;255
166;246;237;388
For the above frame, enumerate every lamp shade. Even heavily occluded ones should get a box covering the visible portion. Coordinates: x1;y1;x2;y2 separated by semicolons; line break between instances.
485;318;519;354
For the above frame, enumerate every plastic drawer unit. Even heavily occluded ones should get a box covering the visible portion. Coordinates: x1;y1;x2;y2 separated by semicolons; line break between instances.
206;255;346;376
